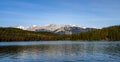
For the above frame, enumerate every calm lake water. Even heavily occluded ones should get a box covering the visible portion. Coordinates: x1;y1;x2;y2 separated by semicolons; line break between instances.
0;41;120;62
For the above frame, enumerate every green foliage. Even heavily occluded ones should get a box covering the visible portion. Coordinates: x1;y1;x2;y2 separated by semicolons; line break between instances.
0;25;120;41
70;25;120;41
0;27;69;41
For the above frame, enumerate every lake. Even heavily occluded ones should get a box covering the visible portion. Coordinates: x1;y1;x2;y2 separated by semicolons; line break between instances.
0;41;120;62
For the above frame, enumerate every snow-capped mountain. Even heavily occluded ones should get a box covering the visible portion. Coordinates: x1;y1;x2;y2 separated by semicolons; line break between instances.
16;25;40;31
16;26;26;30
53;25;96;34
40;24;60;31
16;24;97;34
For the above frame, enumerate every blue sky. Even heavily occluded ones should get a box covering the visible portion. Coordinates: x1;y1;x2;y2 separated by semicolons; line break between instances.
0;0;120;28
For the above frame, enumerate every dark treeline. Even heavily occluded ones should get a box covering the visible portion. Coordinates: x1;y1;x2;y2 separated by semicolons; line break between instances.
71;25;120;41
0;25;120;41
0;28;70;41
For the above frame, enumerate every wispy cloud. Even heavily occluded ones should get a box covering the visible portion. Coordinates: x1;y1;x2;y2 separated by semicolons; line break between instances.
0;0;120;27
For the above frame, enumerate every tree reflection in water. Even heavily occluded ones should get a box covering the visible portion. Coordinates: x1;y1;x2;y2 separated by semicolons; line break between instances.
0;42;120;62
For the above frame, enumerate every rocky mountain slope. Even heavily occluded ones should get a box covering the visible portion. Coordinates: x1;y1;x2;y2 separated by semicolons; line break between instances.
16;24;97;34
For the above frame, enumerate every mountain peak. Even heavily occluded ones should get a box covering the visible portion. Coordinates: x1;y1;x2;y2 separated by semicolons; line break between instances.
44;24;57;26
32;25;38;27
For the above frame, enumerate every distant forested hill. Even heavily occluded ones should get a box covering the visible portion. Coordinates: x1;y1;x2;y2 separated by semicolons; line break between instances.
0;25;120;41
71;25;120;41
0;28;69;41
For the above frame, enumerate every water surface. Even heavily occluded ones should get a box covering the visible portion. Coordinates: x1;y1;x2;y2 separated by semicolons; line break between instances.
0;41;120;62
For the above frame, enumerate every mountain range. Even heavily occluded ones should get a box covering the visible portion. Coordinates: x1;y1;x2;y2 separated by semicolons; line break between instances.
0;25;119;41
16;24;98;34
